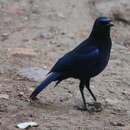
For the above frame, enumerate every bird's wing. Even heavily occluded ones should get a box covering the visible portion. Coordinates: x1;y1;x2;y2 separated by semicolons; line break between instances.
50;47;99;73
76;48;99;64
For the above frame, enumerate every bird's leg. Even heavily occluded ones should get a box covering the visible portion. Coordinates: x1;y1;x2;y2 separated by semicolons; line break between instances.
85;79;102;112
86;79;96;101
54;80;60;87
79;80;87;110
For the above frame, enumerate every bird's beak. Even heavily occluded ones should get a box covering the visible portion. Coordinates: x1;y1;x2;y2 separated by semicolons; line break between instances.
105;21;114;27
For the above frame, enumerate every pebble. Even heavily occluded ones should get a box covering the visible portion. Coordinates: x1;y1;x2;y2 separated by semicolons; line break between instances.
16;122;38;129
57;12;65;18
110;121;125;127
1;33;9;41
18;92;24;97
0;94;9;99
8;48;37;57
39;32;53;39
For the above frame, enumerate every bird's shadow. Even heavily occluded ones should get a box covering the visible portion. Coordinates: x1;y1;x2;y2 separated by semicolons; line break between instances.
29;98;72;112
29;98;103;113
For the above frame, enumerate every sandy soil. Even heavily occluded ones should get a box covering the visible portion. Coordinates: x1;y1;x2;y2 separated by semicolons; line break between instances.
0;0;130;130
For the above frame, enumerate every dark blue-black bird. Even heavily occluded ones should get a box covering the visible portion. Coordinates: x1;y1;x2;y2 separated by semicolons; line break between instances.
30;16;113;110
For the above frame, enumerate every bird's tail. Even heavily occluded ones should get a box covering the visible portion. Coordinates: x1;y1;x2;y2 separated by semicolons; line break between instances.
30;72;60;99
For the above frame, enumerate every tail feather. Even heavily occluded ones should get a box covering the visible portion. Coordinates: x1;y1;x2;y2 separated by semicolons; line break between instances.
30;72;60;99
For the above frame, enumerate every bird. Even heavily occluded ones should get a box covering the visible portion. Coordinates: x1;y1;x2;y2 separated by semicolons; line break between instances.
30;16;113;111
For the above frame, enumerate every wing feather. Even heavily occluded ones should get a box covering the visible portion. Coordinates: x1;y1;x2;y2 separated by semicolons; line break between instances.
50;48;99;73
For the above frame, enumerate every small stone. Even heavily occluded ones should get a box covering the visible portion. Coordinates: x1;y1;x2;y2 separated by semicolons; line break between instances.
24;16;29;21
57;12;65;18
1;33;9;41
18;92;24;97
0;94;9;99
22;39;29;42
56;44;61;47
39;32;53;39
43;65;47;69
8;48;37;57
110;121;125;127
1;33;9;37
67;90;72;94
16;122;38;129
61;32;66;35
29;114;33;117
121;90;129;96
59;99;63;102
50;40;57;44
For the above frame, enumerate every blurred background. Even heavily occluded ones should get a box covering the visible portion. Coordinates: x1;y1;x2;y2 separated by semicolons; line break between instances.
0;0;130;130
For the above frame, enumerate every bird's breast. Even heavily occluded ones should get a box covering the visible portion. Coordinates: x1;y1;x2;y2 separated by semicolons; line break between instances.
88;52;110;77
77;52;110;78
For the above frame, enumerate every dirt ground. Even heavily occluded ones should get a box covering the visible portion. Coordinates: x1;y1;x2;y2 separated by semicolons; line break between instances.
0;0;130;130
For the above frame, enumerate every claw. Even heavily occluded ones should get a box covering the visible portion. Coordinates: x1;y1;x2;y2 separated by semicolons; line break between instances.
74;106;88;111
87;102;102;112
74;102;102;112
30;96;38;101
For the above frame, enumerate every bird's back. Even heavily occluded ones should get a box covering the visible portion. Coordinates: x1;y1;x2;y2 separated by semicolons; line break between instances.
49;37;111;79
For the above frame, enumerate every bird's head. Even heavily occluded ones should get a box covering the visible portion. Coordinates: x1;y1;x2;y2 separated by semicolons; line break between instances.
95;17;113;27
90;16;113;39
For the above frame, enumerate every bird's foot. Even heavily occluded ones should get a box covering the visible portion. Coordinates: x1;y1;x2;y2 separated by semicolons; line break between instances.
87;102;102;112
75;102;102;112
75;106;88;111
29;96;38;101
